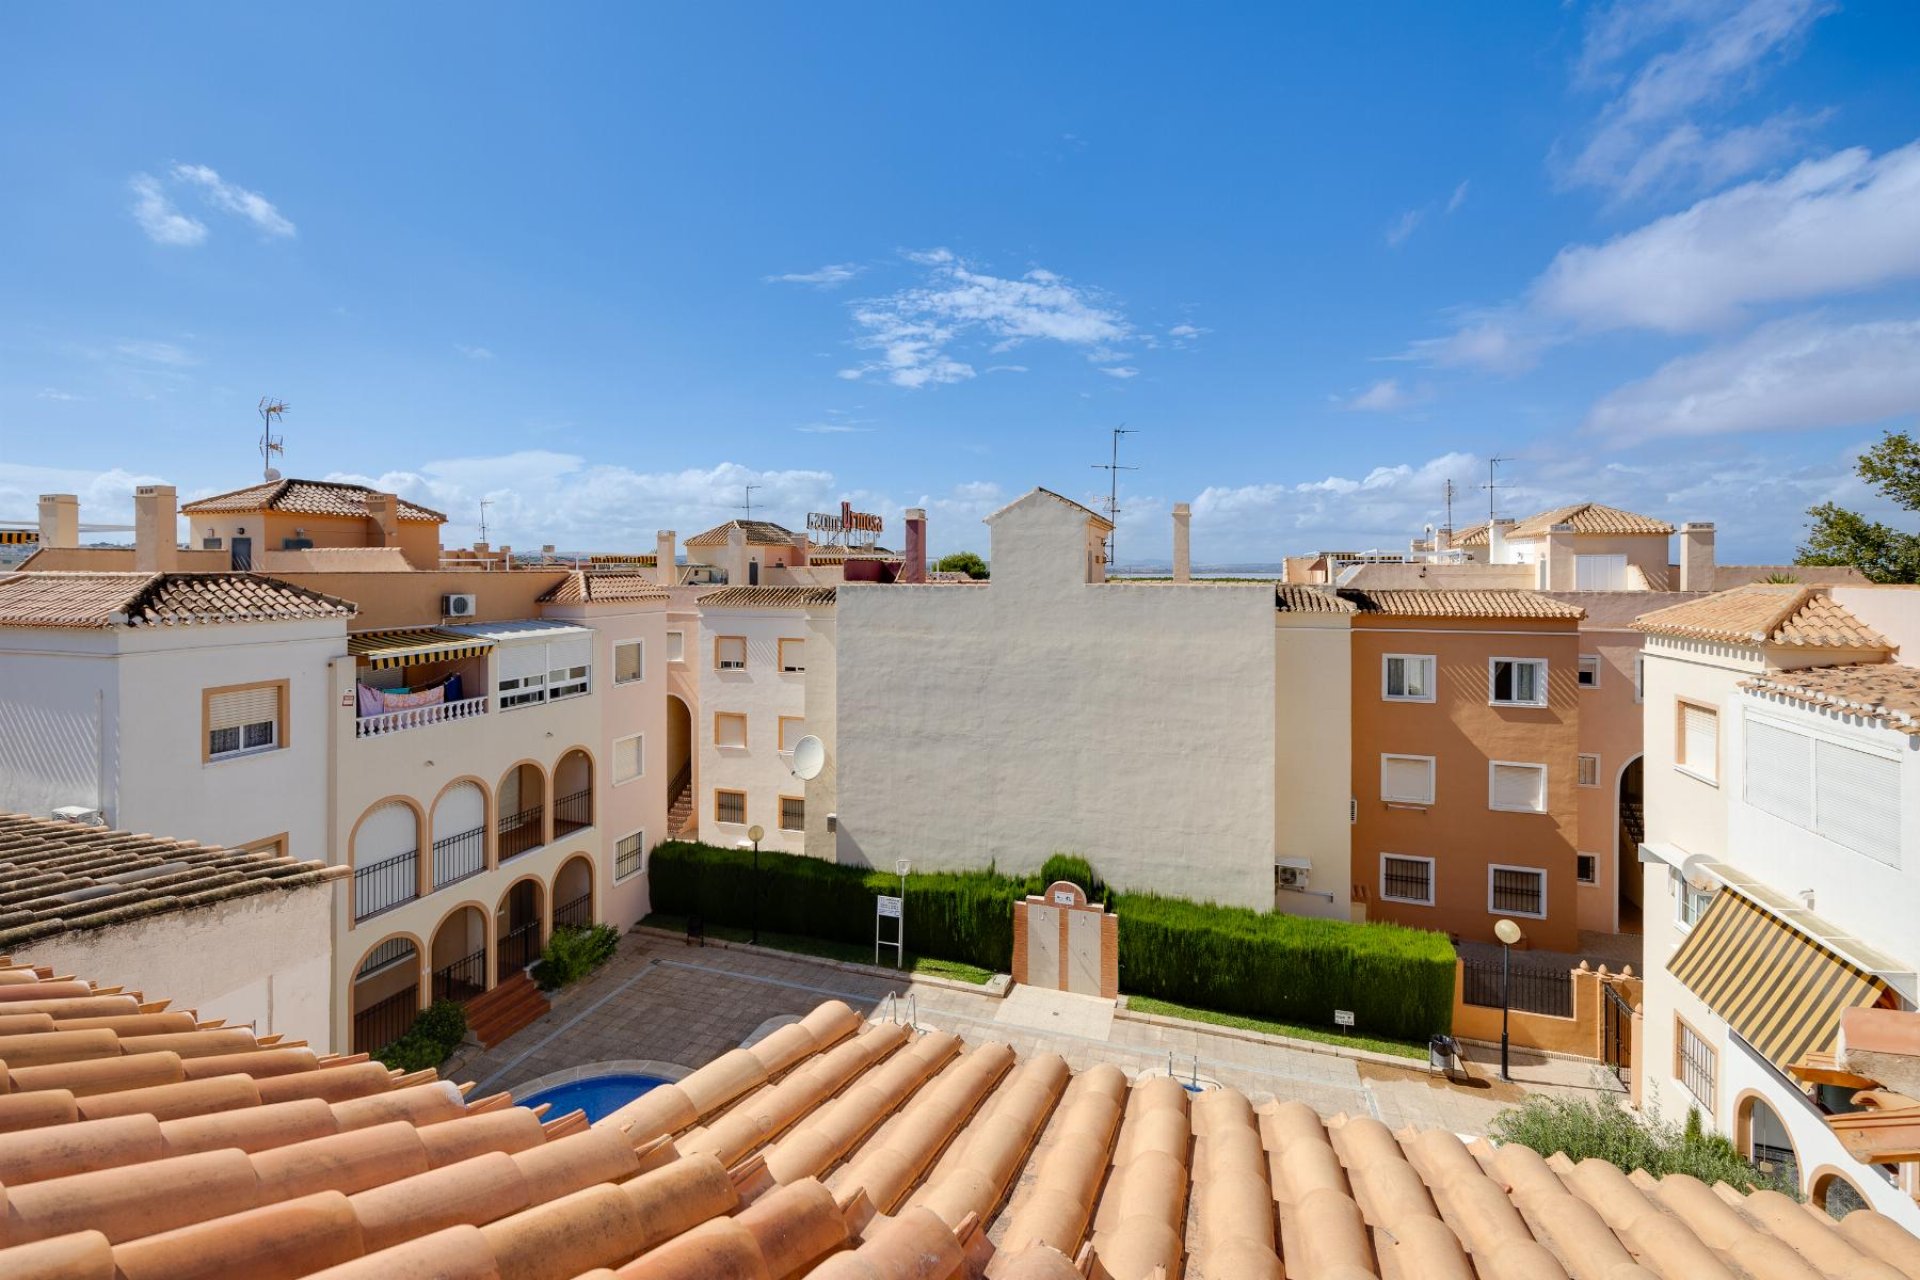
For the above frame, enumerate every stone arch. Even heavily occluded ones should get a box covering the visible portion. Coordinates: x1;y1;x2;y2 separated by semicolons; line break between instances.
429;775;491;889
1808;1165;1872;1220
553;745;596;838
348;796;426;925
497;758;550;861
1733;1089;1801;1193
429;901;492;1002
495;875;547;983
554;854;595;929
349;931;425;1053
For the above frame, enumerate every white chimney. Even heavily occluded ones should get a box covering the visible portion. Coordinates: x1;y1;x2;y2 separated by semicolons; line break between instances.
1172;503;1192;582
37;493;78;549
133;485;179;573
656;530;677;587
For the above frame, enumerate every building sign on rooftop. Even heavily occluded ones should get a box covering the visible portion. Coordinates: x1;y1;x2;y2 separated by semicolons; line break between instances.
807;501;884;548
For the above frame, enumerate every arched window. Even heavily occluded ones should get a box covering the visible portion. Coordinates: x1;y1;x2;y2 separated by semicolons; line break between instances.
432;782;487;889
353;801;420;921
1738;1095;1799;1192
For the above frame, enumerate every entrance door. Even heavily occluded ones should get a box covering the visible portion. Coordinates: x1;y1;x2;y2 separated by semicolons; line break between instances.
230;536;253;571
1027;904;1059;989
1066;909;1102;995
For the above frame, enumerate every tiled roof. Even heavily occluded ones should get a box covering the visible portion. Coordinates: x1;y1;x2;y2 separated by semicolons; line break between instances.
806;546;897;562
0;572;357;628
685;519;804;547
987;488;1116;532
1743;663;1920;733
181;479;446;523
1509;502;1674;538
0;813;345;948
536;571;671;604
1451;521;1491;547
1274;585;1358;614
1;978;1914;1279
1276;585;1584;619
1635;584;1893;649
698;585;838;608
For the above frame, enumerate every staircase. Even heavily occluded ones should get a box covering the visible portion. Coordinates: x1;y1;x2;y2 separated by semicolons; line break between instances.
461;972;549;1049
667;763;694;839
1620;800;1645;850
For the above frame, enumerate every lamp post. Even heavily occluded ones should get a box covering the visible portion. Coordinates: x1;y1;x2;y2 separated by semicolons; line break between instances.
1494;917;1524;1082
747;825;765;945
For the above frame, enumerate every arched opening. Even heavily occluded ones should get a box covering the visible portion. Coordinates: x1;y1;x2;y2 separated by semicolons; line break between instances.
1617;755;1644;933
553;748;594;838
554;855;594;930
496;879;545;983
498;762;547;862
667;695;693;838
1737;1094;1800;1192
353;800;421;923
431;781;488;890
430;904;490;1003
1811;1170;1871;1221
350;935;422;1053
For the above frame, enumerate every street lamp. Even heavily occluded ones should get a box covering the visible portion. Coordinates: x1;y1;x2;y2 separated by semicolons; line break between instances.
1494;917;1524;1082
747;825;765;945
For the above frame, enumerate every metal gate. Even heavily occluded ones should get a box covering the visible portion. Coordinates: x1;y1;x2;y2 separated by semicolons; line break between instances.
1603;981;1634;1085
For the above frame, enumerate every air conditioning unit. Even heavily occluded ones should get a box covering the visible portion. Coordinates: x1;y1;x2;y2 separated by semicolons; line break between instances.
51;805;105;827
443;593;477;618
1275;859;1312;894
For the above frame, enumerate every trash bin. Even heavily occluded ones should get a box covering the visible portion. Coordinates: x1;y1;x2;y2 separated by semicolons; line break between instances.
1428;1034;1460;1076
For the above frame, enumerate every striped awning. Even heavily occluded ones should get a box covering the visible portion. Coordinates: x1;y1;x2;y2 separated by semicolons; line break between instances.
1670;888;1889;1071
0;529;38;545
348;628;495;670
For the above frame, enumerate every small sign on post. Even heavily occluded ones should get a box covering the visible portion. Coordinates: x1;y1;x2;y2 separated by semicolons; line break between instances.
1333;1009;1356;1027
875;894;904;968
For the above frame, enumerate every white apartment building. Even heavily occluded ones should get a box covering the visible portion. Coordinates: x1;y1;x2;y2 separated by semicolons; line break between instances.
1636;583;1920;1227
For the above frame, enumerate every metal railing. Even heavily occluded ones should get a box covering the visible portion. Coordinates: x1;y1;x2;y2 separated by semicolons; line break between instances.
1461;957;1573;1018
554;892;592;930
497;921;541;982
355;695;489;738
432;826;486;890
553;788;592;836
432;949;488;1004
354;985;419;1053
357;937;417;979
497;804;545;861
354;850;419;922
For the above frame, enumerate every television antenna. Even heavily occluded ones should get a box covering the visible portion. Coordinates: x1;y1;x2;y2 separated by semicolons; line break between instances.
1090;425;1138;568
1443;478;1456;534
1483;455;1513;523
257;398;288;481
738;484;761;519
478;498;493;545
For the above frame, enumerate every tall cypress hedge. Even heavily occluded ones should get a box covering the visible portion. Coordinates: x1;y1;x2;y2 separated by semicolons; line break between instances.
646;841;1455;1040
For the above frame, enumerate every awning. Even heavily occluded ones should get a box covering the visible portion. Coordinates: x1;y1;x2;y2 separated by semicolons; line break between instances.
1670;888;1890;1072
0;530;37;545
348;628;495;671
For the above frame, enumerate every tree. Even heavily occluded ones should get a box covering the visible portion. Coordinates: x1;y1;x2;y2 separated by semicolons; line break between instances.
1798;430;1920;583
935;551;990;579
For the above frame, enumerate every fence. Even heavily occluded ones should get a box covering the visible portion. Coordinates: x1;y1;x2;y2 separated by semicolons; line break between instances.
353;985;418;1054
1461;956;1573;1017
1451;957;1642;1063
432;826;486;890
354;849;418;922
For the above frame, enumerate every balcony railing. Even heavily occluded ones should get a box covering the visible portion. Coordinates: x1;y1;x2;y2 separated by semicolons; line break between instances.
432;949;488;1004
498;805;545;861
356;695;489;739
554;892;592;930
353;985;419;1054
553;788;592;838
354;850;419;922
432;826;487;890
497;921;541;982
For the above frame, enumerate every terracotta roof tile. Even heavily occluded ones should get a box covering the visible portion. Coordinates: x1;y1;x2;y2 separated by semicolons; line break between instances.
684;520;804;547
1636;584;1893;649
1452;521;1491;547
0;572;357;629
1508;502;1674;537
986;487;1115;532
1742;663;1920;733
1276;586;1583;619
536;571;671;604
181;479;445;523
1274;585;1358;614
697;585;837;608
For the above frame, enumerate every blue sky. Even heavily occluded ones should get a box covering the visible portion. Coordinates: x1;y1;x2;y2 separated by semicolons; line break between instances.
4;2;1920;563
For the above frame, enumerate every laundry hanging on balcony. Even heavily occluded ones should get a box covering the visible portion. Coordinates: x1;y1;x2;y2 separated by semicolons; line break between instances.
348;627;495;670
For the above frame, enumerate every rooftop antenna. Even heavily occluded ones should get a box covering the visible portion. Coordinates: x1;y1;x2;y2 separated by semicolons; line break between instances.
738;484;760;520
1090;425;1138;568
1483;455;1513;524
1443;478;1456;533
478;498;492;545
257;398;288;481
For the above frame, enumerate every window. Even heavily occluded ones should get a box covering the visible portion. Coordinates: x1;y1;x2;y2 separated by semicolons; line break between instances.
1575;554;1628;591
714;789;746;825
1577;754;1601;788
1383;654;1435;702
1676;1017;1717;1111
240;833;289;859
615;830;646;882
714;713;747;748
205;682;285;762
780;796;805;831
1380;754;1436;805
1577;853;1598;884
1488;865;1547;918
499;672;546;709
1578;655;1601;688
1489;761;1547;813
715;636;747;670
1634;654;1645;704
668;630;685;663
497;636;591;709
550;664;590;700
1745;715;1901;865
1489;658;1548;707
612;733;643;784
779;638;806;674
1676;875;1715;928
1380;854;1434;905
1677;701;1718;783
614;641;645;684
779;716;806;753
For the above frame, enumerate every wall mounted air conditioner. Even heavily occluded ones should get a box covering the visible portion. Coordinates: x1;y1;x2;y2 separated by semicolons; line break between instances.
443;593;477;618
1275;863;1311;893
51;805;105;827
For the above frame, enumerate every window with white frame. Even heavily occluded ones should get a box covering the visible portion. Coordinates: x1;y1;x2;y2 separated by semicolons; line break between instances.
1490;658;1548;706
1383;654;1435;702
1489;761;1548;813
614;640;644;684
1677;1017;1717;1110
1578;655;1601;688
615;830;646;882
612;733;644;784
779;638;806;673
1577;754;1601;788
1745;714;1900;866
1677;700;1718;783
714;713;747;749
1380;754;1436;805
498;671;547;709
1676;875;1715;928
497;634;592;709
549;662;590;701
1577;853;1598;884
715;636;747;670
667;630;685;663
1380;854;1434;905
1488;865;1547;918
1575;554;1629;591
206;683;283;761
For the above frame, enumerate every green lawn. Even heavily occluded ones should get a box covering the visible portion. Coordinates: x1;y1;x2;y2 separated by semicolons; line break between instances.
638;913;997;985
1124;994;1428;1060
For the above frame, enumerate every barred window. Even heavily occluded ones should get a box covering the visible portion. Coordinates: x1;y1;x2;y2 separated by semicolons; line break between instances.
1380;855;1433;905
615;831;645;882
1488;865;1546;918
715;790;746;825
780;796;805;831
1677;1018;1716;1110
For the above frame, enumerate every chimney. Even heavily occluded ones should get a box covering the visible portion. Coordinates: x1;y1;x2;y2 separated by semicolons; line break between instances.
901;508;927;583
1433;525;1451;554
365;493;401;548
1172;503;1192;582
1680;522;1716;592
133;484;179;573
725;524;748;585
37;493;79;549
1488;518;1515;564
1545;522;1574;591
656;530;677;587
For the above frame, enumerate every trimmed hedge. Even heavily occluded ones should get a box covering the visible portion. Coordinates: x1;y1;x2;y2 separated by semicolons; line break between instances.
374;1000;467;1073
648;842;1456;1040
533;923;620;991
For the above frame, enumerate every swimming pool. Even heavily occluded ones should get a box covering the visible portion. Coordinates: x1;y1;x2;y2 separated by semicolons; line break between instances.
519;1072;671;1124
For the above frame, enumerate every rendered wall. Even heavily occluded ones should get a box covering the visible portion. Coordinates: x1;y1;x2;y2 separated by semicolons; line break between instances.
694;606;815;854
1272;614;1354;919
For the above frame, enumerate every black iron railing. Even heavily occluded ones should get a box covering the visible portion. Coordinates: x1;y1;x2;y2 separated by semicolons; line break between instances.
497;921;540;982
354;985;419;1054
498;804;545;861
432;825;486;889
432;949;488;1004
1461;957;1573;1018
554;892;592;930
553;787;592;836
354;849;418;922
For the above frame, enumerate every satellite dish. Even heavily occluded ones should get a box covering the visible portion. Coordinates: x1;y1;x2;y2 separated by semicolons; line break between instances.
263;467;283;481
791;735;827;781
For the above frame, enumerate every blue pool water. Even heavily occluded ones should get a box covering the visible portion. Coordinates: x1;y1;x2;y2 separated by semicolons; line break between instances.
520;1073;671;1124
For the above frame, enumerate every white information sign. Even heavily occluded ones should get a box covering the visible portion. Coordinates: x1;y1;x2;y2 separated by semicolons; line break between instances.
1052;890;1075;905
1333;1009;1356;1027
877;895;903;918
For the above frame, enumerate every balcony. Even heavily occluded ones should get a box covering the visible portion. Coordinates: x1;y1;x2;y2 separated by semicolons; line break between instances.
498;804;545;861
354;848;419;922
431;825;487;890
356;694;489;738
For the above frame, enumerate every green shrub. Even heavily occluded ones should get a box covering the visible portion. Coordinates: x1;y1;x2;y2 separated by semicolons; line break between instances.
533;923;620;990
1490;1096;1799;1196
374;1000;467;1073
1039;854;1102;899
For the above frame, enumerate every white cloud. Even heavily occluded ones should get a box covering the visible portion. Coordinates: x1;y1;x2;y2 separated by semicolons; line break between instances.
1167;324;1202;339
1385;209;1424;248
113;340;197;367
1100;366;1139;380
765;264;861;287
796;423;873;434
1336;378;1431;412
985;364;1029;375
1585;315;1920;440
36;389;82;402
0;463;168;534
1446;180;1470;214
170;163;296;238
455;344;496;361
1399;310;1547;374
129;174;206;246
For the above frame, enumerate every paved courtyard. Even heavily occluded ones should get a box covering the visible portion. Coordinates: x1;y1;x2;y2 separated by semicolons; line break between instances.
450;929;1619;1136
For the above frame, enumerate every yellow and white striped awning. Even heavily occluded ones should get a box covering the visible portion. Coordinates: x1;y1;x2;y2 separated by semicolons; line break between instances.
0;530;38;545
1670;888;1890;1071
348;628;495;671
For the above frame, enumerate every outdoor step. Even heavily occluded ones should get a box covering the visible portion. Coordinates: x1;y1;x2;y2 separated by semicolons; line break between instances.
461;973;549;1048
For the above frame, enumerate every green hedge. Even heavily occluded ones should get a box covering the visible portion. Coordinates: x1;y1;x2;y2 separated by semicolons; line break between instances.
374;1000;467;1073
533;923;620;991
648;842;1456;1040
